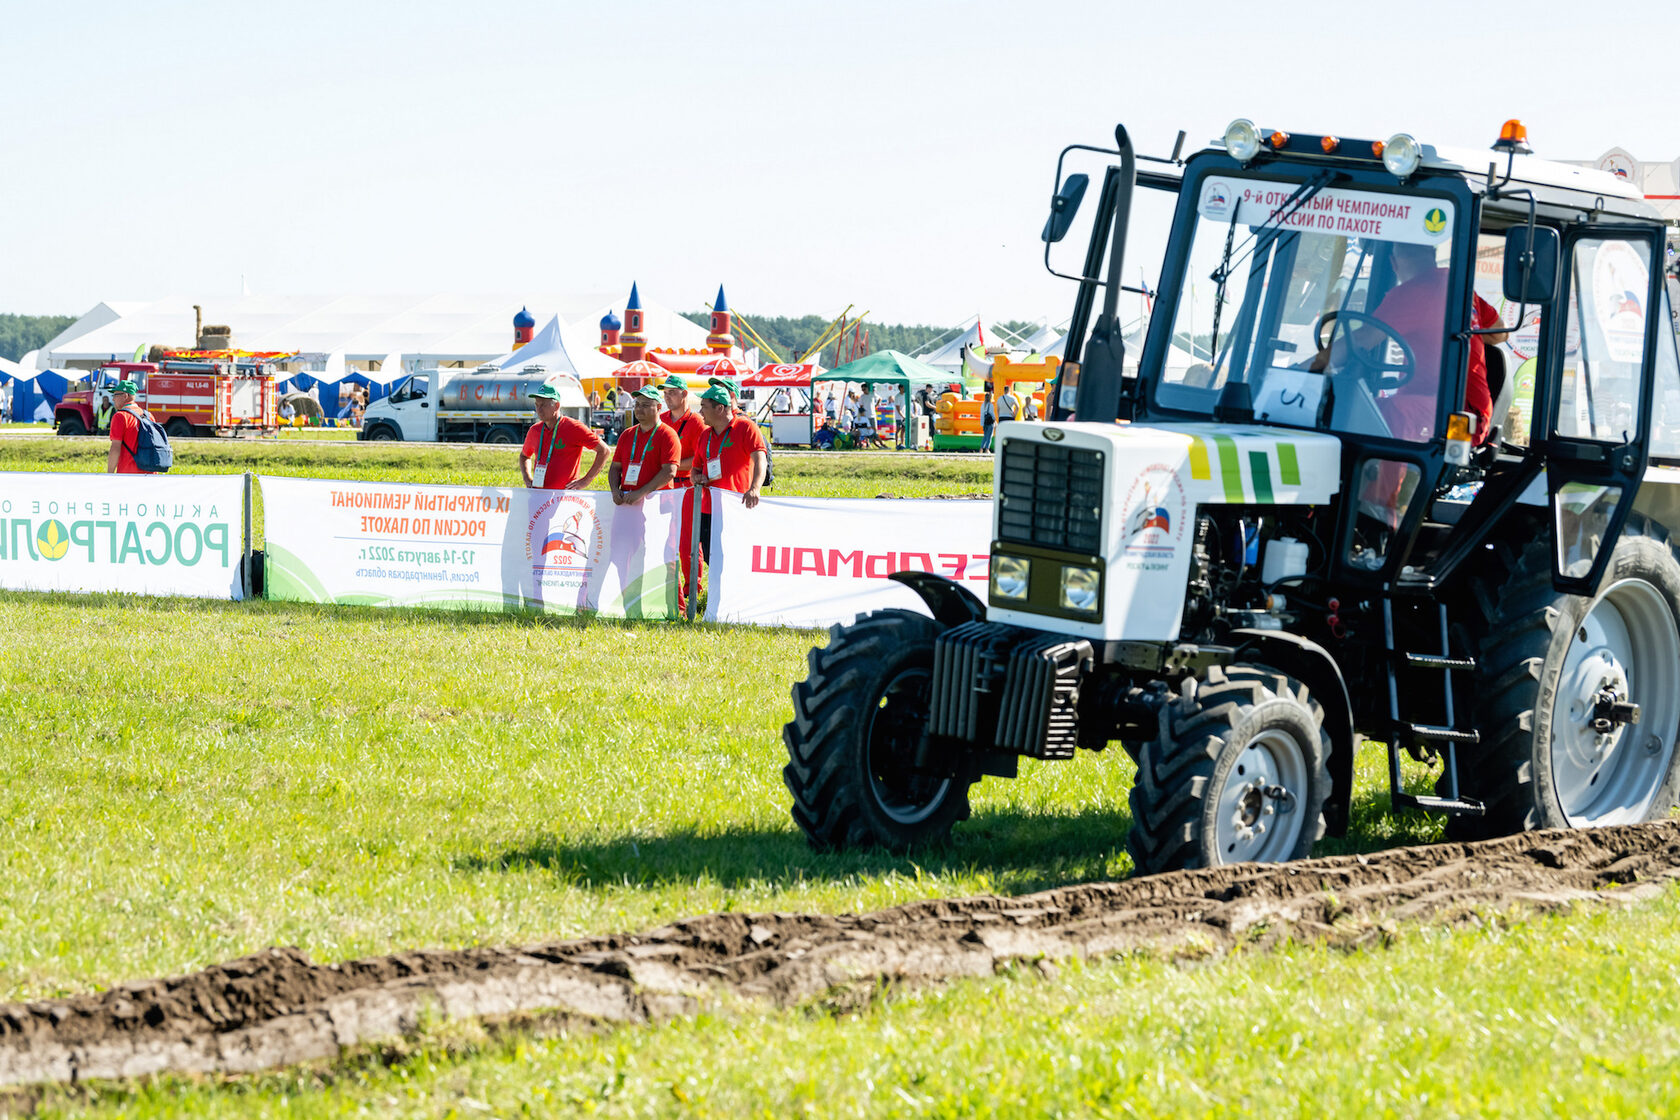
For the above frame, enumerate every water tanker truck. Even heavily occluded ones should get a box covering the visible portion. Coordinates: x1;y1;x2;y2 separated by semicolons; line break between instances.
359;366;592;444
784;117;1680;874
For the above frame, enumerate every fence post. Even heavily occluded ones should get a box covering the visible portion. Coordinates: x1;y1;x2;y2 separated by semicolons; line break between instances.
243;471;254;599
687;484;702;622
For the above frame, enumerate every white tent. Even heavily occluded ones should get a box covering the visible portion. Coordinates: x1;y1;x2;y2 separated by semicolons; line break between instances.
917;319;1008;376
40;292;717;369
1024;323;1063;354
476;315;593;408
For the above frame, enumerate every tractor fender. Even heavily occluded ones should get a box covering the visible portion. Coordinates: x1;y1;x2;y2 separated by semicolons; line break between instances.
887;571;987;629
1228;628;1357;838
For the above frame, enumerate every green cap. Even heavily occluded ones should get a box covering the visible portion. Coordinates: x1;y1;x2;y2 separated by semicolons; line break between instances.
109;379;139;395
707;375;741;399
659;374;687;391
632;385;661;401
699;385;732;406
528;383;565;402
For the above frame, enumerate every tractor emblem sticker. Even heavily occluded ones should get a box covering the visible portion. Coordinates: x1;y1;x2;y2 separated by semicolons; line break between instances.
1423;207;1448;235
1121;465;1186;573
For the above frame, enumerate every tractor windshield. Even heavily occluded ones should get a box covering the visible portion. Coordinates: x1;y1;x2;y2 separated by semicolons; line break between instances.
1154;172;1459;443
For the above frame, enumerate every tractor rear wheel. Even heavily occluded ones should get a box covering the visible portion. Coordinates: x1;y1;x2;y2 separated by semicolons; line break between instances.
783;610;976;851
1128;664;1331;875
56;415;86;437
1447;522;1680;838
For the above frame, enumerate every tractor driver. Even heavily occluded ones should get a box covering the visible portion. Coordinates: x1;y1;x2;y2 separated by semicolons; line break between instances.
1320;241;1507;444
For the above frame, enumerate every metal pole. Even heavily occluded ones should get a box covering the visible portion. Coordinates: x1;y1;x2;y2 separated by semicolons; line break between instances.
243;471;254;600
686;484;702;621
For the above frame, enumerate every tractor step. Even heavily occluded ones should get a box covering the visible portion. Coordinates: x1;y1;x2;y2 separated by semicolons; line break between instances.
1402;652;1476;671
1393;791;1486;817
1402;722;1481;744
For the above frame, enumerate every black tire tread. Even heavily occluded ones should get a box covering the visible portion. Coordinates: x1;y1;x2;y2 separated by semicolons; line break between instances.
1448;517;1680;839
782;610;974;851
1128;664;1331;874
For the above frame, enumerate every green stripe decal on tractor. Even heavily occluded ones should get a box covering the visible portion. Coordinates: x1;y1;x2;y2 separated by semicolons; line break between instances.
1187;437;1212;481
1212;436;1244;502
1247;450;1274;503
1276;442;1301;486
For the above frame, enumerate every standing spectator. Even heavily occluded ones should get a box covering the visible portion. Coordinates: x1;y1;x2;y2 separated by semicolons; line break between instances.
979;383;997;452
659;374;703;487
708;373;774;487
521;384;607;490
1024;391;1040;421
610;386;679;505
604;384;619;410
105;380;155;475
771;386;791;413
998;382;1022;424
824;387;838;423
680;385;766;611
588;387;603;410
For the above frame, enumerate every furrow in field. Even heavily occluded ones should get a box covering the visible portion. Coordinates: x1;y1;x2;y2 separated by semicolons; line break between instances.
3;821;1678;1089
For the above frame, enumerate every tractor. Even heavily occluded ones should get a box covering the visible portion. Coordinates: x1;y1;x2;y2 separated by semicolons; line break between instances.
783;118;1680;873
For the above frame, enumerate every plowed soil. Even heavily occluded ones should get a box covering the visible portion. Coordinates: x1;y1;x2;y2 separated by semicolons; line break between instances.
5;822;1679;1090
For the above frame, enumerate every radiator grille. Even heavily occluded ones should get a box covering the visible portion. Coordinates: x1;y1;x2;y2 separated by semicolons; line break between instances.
997;439;1104;555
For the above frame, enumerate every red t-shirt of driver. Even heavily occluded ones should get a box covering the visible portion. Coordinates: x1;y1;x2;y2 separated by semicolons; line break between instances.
521;416;598;489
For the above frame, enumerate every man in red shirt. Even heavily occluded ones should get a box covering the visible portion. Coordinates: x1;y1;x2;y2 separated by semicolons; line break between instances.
521;383;606;490
610;386;680;504
659;375;702;486
680;385;767;610
105;380;154;475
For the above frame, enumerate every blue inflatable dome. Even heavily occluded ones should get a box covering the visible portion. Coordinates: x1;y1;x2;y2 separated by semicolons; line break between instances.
513;306;536;330
600;310;623;331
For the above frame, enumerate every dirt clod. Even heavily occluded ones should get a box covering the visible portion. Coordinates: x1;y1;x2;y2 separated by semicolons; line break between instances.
4;822;1680;1089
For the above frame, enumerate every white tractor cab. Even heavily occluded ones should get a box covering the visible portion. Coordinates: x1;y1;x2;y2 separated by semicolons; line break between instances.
784;118;1680;874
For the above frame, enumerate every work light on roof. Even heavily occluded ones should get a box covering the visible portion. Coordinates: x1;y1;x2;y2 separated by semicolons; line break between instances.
1224;119;1261;163
1382;133;1422;179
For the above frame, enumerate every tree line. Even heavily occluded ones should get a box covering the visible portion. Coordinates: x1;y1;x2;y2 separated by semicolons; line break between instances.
0;315;75;363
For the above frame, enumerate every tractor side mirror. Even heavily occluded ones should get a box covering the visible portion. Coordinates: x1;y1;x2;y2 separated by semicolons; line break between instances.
1041;173;1090;244
1503;225;1559;303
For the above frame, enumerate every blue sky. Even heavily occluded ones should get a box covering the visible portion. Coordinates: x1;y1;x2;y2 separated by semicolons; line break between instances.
4;0;1678;325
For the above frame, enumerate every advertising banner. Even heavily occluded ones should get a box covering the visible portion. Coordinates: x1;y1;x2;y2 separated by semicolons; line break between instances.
0;472;246;599
261;477;678;618
706;494;992;628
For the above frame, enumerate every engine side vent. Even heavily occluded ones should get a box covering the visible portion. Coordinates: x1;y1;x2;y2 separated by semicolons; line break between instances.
997;439;1104;555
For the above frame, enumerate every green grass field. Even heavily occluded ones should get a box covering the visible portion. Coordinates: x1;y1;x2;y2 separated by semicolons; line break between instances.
1;435;1670;1116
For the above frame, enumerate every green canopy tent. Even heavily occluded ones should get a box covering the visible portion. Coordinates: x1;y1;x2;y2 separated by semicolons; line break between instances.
816;349;957;389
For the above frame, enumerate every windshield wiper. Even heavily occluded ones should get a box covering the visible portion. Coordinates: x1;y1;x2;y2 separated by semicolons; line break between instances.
1206;169;1340;367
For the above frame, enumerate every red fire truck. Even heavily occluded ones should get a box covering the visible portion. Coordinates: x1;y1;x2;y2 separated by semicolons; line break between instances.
55;361;279;438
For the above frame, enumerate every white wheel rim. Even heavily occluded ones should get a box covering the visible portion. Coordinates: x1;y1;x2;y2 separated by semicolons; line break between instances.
1214;728;1310;863
1551;578;1680;825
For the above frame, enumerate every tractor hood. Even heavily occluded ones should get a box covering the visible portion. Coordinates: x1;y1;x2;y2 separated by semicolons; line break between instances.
987;421;1343;642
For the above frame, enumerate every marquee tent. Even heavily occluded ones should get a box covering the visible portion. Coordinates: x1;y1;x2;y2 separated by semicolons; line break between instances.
819;350;954;389
39;292;714;369
917;320;1003;376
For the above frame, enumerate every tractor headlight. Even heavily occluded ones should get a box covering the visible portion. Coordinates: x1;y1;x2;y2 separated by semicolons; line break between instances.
1060;565;1101;612
1224;118;1262;163
1382;133;1422;179
991;555;1030;600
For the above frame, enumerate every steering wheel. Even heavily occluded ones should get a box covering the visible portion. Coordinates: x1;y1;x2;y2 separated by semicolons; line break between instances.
1314;310;1416;390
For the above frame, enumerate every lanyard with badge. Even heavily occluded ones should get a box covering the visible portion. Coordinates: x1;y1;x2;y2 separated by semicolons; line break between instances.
532;420;560;487
701;426;728;483
622;424;656;489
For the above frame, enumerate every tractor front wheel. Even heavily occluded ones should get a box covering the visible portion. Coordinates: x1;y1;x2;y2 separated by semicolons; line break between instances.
783;610;976;851
1128;664;1331;875
56;415;86;437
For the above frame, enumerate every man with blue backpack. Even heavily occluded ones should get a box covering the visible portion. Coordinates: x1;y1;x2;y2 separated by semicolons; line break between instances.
105;380;173;475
